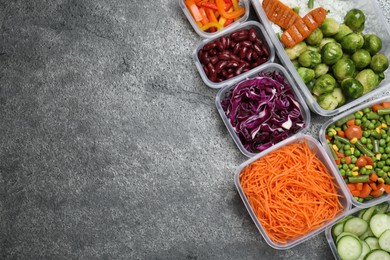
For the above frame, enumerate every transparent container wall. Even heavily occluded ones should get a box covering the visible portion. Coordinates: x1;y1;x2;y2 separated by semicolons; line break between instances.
234;134;352;249
215;63;311;157
325;200;390;260
179;0;250;39
193;21;275;89
319;95;390;207
251;0;390;116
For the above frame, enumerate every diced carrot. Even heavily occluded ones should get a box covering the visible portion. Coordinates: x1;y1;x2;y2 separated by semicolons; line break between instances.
325;135;332;140
372;104;384;112
360;183;372;198
347;183;356;191
382;102;390;108
385;185;390;194
370;188;384;198
356;182;363;191
351;190;361;197
346;119;355;127
370;173;379;182
336;152;345;158
345;156;352;165
369;182;378;191
335;158;341;165
377;183;385;191
337;130;345;137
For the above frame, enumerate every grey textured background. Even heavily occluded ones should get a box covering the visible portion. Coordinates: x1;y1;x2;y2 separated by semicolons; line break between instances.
1;0;390;259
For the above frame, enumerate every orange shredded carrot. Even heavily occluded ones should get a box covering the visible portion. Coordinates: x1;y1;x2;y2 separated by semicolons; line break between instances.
239;139;344;244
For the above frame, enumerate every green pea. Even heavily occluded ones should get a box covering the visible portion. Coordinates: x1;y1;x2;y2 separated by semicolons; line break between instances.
363;108;371;114
344;144;351;150
349;164;355;169
341;158;346;164
367;143;374;150
382;133;388;139
352;156;357;163
382;153;388;160
345;150;352;156
343;164;349;170
328;131;334;137
380;139;386;146
386;159;390;165
361;137;367;144
368;123;375;129
378;170;386;177
377;161;385;168
382;166;389;172
355;119;362;126
340;169;346;176
363;131;370;138
380;147;385;154
362;117;367;123
355;112;362;119
360;167;367;174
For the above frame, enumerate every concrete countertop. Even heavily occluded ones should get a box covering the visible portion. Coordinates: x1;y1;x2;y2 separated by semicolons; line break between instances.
1;1;390;259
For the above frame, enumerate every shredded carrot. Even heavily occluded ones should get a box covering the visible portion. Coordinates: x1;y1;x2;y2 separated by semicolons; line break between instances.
239;139;344;244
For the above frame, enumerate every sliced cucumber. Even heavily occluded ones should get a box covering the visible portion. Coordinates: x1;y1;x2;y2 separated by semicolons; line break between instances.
337;232;360;244
360;227;374;240
375;203;390;215
365;237;380;250
364;249;390;260
344;217;369;237
356;241;370;260
358;208;367;219
370;214;390;238
337;235;362;260
363;206;378;222
379;229;390;252
333;222;346;238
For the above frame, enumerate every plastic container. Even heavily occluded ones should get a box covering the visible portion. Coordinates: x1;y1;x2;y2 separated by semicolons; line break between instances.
319;96;390;207
234;134;352;249
193;21;275;89
215;63;310;157
179;0;250;39
325;200;390;260
251;0;390;116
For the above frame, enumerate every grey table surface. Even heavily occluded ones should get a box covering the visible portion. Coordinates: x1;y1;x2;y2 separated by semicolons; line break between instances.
1;1;390;259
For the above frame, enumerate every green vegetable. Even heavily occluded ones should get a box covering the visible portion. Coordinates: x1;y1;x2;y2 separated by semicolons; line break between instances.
332;88;346;106
319;37;337;50
355;69;379;94
348;175;370;183
314;63;329;78
333;58;356;81
307;0;314;9
364;34;383;55
320;18;340;37
351;49;371;70
305;28;323;46
341;78;364;99
370;53;389;73
298;50;321;68
297;67;315;84
321;42;343;65
344;9;365;32
285;42;307;60
317;93;339;110
312;74;337;96
340;32;364;54
334;24;353;42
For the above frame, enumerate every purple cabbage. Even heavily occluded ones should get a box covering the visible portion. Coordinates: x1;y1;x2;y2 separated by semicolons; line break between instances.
221;71;305;153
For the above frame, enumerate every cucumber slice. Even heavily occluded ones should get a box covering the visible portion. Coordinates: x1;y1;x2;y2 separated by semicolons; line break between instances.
363;206;378;222
375;203;390;215
364;249;390;260
337;235;362;260
379;229;390;252
357;241;370;260
365;237;380;250
370;214;390;238
358;208;367;219
360;227;374;240
337;232;360;244
333;222;346;238
344;217;369;237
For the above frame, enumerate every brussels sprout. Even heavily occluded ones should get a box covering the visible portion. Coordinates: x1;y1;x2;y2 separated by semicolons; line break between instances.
320;38;337;50
340;33;364;53
312;74;337;96
307;46;320;53
334;24;353;42
332;88;346;106
314;63;329;78
306;29;323;46
317;93;339;110
321;42;343;65
355;69;379;94
298;50;321;68
351;49;371;70
341;78;364;99
291;59;300;69
344;9;365;32
285;42;307;60
332;58;356;81
370;53;389;73
320;18;340;37
297;67;315;84
363;34;382;55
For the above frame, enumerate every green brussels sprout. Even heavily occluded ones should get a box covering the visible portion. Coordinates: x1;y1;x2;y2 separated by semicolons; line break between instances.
314;63;329;78
340;33;364;53
291;59;300;69
334;24;353;42
363;34;382;55
285;42;307;60
298;50;321;68
317;93;339;110
306;28;323;46
370;53;389;73
319;18;340;37
332;88;346;106
344;9;365;32
312;74;337;96
332;58;356;81
307;46;320;53
321;42;343;65
341;78;364;99
355;69;379;94
320;38;337;50
297;67;315;84
351;49;371;70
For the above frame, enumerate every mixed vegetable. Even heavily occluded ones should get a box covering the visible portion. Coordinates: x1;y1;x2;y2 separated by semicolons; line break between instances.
184;0;245;33
326;102;390;202
283;8;389;111
331;202;390;260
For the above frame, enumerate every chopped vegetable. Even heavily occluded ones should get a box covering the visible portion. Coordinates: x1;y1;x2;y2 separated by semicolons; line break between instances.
262;0;302;30
240;139;344;244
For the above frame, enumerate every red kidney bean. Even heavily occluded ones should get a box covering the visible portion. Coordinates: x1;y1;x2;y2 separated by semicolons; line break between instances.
227;68;234;74
253;43;263;56
203;42;217;51
218;50;231;60
221;69;228;78
220;37;227;50
227;61;239;68
232;42;241;55
226;73;235;79
240;41;252;48
233;34;248;42
230;54;241;62
225;37;231;50
230;41;236;48
209;56;219;65
239;46;248;59
216;40;224;52
261;45;269;57
209;49;217;56
208;63;217;81
252;51;259;61
215;60;228;73
248;28;257;42
202;64;209;76
245;49;253;61
201;51;210;64
234;63;247;76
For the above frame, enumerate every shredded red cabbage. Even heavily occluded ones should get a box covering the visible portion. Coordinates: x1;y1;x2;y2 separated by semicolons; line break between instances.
221;71;305;153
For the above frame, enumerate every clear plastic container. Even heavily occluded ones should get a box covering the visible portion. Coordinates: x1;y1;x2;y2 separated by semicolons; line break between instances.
193;21;275;89
234;134;352;249
179;0;250;39
251;0;390;116
215;63;310;157
319;96;390;207
325;200;390;260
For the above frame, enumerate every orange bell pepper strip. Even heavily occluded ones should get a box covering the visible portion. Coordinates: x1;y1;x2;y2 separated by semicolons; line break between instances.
198;7;210;25
216;0;245;19
201;2;218;11
185;0;203;22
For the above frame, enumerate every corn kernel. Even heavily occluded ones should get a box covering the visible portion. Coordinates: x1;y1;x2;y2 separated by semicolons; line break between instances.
382;123;387;128
378;178;385;184
358;111;364;116
376;154;382;160
376;127;381;134
333;144;339;152
388;172;390;177
330;129;337;135
365;165;373;170
352;167;359;171
352;171;359;176
351;147;355;154
350;138;358;144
